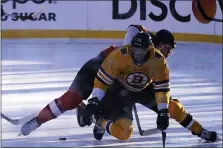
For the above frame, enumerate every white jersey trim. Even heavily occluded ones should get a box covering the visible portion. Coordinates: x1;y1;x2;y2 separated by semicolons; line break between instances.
92;88;105;101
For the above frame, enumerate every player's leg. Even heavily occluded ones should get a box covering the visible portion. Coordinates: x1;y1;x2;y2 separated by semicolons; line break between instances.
168;98;217;142
20;57;102;136
137;86;218;142
38;57;99;122
96;96;134;141
100;117;133;141
80;80;135;140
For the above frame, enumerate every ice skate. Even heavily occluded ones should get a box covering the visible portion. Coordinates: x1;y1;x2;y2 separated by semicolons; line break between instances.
198;129;219;142
92;114;105;140
19;118;41;136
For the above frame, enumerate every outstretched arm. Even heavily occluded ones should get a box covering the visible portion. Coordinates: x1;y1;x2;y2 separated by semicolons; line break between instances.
82;50;120;125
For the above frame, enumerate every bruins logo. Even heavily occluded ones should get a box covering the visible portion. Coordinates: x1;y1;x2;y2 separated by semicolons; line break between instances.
126;72;149;89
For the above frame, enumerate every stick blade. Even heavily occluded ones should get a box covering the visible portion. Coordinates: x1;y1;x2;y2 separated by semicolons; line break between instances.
141;128;160;136
1;112;37;125
1;113;19;125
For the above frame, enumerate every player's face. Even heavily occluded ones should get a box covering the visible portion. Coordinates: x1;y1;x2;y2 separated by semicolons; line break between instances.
131;47;148;65
159;44;173;58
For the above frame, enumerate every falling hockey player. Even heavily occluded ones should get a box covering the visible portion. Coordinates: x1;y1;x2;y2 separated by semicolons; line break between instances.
2;25;218;143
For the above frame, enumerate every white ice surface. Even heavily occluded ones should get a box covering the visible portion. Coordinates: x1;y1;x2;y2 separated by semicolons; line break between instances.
1;39;222;147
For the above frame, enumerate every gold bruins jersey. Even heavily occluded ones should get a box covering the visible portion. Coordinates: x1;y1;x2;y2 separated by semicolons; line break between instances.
94;45;170;105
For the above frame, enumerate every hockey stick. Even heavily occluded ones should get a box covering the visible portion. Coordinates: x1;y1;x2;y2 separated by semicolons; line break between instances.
133;104;159;136
196;0;223;22
1;112;38;125
161;130;166;148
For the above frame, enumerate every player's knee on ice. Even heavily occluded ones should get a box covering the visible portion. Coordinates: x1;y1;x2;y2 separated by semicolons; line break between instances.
111;118;133;141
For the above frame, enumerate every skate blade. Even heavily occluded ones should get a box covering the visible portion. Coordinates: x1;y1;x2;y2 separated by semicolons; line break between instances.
17;132;22;137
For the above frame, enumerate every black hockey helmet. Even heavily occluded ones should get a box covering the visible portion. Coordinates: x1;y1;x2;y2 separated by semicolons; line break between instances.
155;29;176;49
131;31;153;49
131;32;153;66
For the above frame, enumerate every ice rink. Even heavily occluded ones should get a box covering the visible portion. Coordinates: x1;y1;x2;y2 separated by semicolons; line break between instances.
1;39;222;147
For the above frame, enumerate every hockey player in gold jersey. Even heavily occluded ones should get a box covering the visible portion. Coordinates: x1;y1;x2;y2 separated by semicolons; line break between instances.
81;32;171;140
79;26;218;142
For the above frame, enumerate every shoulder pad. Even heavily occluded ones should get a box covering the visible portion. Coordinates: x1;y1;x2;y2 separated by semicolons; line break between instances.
154;51;163;59
119;47;129;55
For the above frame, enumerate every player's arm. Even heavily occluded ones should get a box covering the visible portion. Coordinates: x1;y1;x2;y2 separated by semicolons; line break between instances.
91;50;119;101
153;58;170;130
153;58;170;110
122;24;148;45
101;45;117;58
82;50;120;126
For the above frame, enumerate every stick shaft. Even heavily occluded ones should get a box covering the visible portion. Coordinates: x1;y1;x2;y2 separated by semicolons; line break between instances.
162;130;166;148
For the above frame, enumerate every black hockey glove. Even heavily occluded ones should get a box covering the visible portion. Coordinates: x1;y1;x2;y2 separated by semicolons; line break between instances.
156;109;169;130
82;97;100;126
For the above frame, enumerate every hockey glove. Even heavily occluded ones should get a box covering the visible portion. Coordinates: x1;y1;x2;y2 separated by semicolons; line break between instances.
82;97;100;126
156;109;169;130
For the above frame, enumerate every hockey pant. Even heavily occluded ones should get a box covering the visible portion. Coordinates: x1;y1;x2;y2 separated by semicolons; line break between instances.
100;98;203;141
